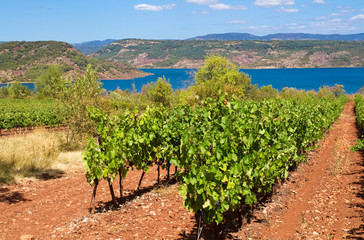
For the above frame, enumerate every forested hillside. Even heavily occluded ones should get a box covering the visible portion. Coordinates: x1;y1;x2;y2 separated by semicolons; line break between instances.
91;39;364;69
0;41;145;83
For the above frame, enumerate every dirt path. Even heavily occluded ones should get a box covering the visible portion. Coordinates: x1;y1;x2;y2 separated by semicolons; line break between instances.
0;165;196;240
238;101;364;239
0;101;363;240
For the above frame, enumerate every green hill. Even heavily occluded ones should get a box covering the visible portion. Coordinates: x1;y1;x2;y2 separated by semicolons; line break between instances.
0;41;145;83
91;39;364;69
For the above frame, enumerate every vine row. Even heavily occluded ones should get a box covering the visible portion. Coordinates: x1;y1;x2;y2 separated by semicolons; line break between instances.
83;95;346;235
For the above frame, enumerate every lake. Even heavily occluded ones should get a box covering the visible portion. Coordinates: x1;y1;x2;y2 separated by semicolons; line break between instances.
1;68;363;94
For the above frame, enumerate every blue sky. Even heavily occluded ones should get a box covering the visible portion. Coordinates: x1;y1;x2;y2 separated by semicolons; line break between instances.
1;0;364;43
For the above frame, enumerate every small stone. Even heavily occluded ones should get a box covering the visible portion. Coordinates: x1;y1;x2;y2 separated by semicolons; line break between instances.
149;211;156;216
19;235;35;240
313;231;319;235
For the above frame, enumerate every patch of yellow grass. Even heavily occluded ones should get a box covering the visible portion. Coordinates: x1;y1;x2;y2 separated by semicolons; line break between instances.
54;151;84;173
0;131;62;183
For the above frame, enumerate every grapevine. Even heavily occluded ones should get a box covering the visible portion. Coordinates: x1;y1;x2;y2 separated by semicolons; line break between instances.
83;94;346;238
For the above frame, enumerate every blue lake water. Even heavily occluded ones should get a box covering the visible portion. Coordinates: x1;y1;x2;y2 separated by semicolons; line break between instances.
1;68;363;94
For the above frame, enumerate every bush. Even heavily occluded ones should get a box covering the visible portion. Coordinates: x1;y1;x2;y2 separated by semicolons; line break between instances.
0;86;10;98
143;76;174;107
9;81;33;99
35;65;64;99
255;85;279;100
193;55;252;102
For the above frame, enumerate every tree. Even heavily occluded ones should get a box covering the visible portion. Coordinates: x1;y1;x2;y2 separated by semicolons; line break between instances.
331;84;345;97
143;76;173;107
0;86;10;98
58;65;103;149
8;81;33;99
256;85;279;100
35;64;103;149
35;65;64;99
193;55;252;101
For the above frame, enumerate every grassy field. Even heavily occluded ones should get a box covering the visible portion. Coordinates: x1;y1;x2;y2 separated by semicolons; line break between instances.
0;131;82;184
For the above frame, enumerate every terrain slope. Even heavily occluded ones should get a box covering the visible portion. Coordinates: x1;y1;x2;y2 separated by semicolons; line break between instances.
0;41;145;83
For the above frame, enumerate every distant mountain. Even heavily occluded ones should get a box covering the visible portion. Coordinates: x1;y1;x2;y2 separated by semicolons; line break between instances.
73;39;117;55
0;41;145;83
92;39;364;69
188;33;364;41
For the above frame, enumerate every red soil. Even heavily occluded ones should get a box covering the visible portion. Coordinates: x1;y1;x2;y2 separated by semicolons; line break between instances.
0;102;363;240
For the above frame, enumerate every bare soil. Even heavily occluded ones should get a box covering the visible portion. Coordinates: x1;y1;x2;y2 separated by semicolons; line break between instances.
0;125;67;138
0;102;363;240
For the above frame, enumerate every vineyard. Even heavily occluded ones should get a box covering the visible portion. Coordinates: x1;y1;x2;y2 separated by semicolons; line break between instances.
0;99;64;131
354;94;364;150
83;94;347;238
355;94;364;129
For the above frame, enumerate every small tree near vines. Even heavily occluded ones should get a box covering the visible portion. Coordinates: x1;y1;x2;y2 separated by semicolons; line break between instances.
35;65;64;99
193;55;252;102
143;76;174;107
36;64;103;149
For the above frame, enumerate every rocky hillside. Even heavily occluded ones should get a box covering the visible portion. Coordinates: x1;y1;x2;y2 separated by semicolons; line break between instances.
0;41;145;83
91;39;364;69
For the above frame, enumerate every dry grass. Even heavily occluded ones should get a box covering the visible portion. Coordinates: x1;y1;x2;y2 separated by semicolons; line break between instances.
0;131;67;184
54;151;84;173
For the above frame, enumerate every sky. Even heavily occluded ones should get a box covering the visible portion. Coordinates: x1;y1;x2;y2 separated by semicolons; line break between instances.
1;0;364;43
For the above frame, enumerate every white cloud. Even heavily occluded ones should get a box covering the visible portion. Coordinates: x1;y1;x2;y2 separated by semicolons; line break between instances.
315;12;343;21
312;0;325;4
210;3;247;10
134;4;176;11
350;14;364;21
254;0;295;7
287;23;307;30
228;19;249;24
330;12;343;17
186;0;218;5
315;16;327;20
279;7;299;13
307;19;355;33
192;10;209;15
337;6;354;14
240;25;281;31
